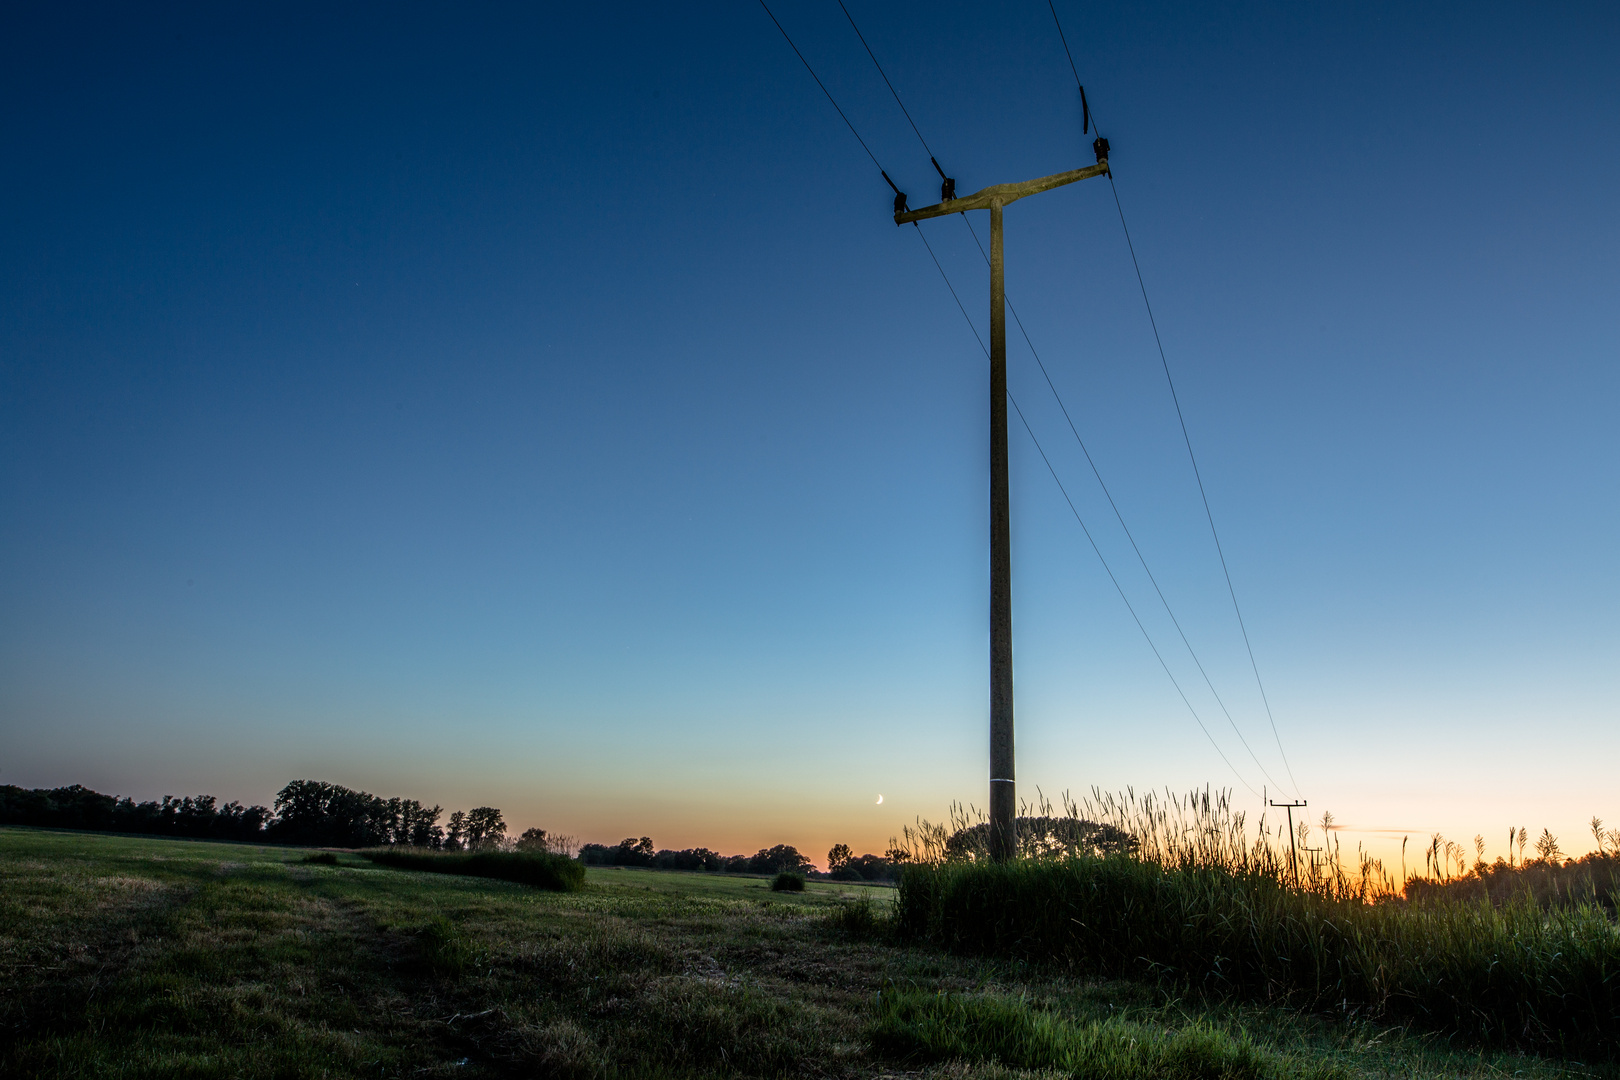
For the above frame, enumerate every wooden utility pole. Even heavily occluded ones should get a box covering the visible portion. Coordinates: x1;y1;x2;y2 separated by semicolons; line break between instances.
895;148;1110;862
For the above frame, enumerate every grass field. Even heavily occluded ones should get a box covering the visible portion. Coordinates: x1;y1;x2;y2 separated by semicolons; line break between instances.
2;826;1613;1079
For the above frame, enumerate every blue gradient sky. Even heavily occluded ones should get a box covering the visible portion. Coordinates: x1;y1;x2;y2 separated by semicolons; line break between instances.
3;2;1616;866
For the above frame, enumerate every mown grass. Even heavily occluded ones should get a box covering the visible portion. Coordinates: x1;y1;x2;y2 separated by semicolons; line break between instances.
361;845;586;890
873;988;1347;1080
2;825;1613;1080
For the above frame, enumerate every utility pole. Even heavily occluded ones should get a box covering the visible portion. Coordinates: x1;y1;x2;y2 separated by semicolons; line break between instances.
895;143;1111;862
1269;797;1307;886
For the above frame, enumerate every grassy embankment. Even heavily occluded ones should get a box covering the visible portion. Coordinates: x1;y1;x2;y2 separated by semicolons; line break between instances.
896;856;1619;1057
2;825;1614;1079
895;792;1620;1059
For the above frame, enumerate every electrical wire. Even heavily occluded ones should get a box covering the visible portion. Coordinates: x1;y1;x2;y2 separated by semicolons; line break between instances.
835;0;1288;793
1106;180;1299;796
757;0;1264;796
835;1;937;165
958;223;1289;794
1048;0;1084;95
912;224;1262;798
757;0;885;174
1046;0;1302;797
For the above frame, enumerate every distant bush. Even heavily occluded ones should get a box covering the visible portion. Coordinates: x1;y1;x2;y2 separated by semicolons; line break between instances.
770;871;806;892
300;851;338;865
363;847;585;891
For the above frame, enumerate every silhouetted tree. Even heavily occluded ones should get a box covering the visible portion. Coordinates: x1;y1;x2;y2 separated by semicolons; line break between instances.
398;800;443;847
652;847;724;871
733;845;812;875
464;807;507;850
0;780;459;848
830;852;899;881
445;810;467;850
827;844;852;872
267;781;399;846
944;816;1138;862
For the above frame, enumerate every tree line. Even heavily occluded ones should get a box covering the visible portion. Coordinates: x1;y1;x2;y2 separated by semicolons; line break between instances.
1401;821;1619;912
824;843;904;882
1;781;911;877
578;836;907;880
0;781;509;850
578;837;819;875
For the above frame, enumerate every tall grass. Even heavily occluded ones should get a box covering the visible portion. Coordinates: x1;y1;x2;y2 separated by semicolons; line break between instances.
893;790;1620;1057
362;846;585;891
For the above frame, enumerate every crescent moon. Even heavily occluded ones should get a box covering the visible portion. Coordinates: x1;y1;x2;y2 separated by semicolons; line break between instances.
876;794;883;804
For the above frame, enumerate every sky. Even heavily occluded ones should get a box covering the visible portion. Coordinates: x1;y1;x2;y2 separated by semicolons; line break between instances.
2;2;1616;870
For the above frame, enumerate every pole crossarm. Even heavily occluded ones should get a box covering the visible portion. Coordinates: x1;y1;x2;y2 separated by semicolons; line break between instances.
894;160;1109;224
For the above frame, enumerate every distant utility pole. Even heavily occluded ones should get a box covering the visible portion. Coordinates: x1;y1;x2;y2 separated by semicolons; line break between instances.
1269;797;1308;885
895;141;1111;862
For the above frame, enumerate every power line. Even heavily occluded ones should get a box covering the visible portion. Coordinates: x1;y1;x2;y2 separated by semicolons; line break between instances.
1047;0;1083;92
757;0;1265;797
1106;180;1299;796
1008;393;1261;800
912;224;1261;798
837;1;930;157
757;0;885;175
957;223;1290;795
1046;0;1301;797
836;0;1288;793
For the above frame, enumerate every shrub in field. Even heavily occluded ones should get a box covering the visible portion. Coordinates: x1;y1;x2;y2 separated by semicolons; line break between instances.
363;847;585;891
824;897;883;936
300;851;337;865
770;871;806;892
893;791;1620;1056
418;914;479;976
